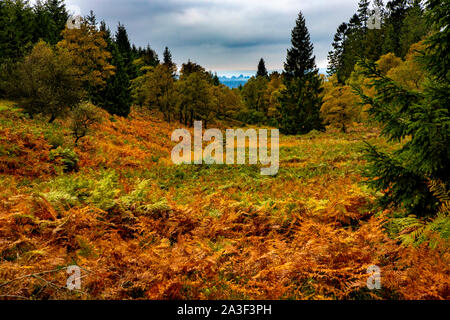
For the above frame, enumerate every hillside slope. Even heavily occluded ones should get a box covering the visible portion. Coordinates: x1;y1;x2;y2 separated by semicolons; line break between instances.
0;101;448;300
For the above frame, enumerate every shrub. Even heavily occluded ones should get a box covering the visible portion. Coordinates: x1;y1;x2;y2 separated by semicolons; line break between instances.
119;179;151;208
88;170;120;211
70;102;103;145
44;124;66;149
44;175;93;208
49;147;79;172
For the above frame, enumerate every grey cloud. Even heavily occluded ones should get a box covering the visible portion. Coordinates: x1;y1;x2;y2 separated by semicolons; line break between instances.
63;0;360;71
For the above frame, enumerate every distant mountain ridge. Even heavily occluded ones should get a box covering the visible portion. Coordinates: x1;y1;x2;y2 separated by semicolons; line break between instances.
218;69;327;88
218;74;250;88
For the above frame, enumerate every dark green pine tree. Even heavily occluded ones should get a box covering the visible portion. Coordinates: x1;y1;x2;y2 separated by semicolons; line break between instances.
278;11;323;135
327;22;348;83
44;0;68;44
115;23;132;58
33;1;51;42
363;0;385;62
284;12;316;80
30;0;68;45
0;0;35;64
382;0;410;57
357;0;371;30
212;72;220;86
84;10;97;28
103;45;132;117
163;46;172;65
115;23;137;80
96;21;132;117
163;46;176;77
256;58;268;78
139;44;159;67
398;2;429;58
340;13;364;79
355;0;450;217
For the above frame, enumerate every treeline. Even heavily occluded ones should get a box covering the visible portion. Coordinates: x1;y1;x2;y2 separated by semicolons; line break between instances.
327;0;430;83
236;0;435;135
0;0;160;120
131;57;243;128
0;0;68;62
0;0;324;135
0;0;247;129
0;0;444;142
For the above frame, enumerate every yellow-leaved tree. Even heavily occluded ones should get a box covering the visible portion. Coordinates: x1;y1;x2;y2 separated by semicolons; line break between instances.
387;41;427;91
320;74;360;133
57;23;115;89
264;72;285;123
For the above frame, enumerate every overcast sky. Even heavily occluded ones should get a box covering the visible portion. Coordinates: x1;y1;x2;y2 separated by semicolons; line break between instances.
60;0;359;75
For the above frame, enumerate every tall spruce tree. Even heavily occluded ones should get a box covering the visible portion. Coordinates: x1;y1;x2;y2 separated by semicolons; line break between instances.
256;58;268;78
163;46;173;65
278;11;323;135
398;1;428;58
44;0;68;44
33;1;51;42
96;21;132;117
357;0;371;30
355;0;449;216
115;23;137;80
327;22;348;83
284;12;316;80
115;23;132;58
33;0;68;45
84;10;97;28
163;46;176;77
382;0;410;57
0;0;35;64
139;44;159;67
102;44;132;117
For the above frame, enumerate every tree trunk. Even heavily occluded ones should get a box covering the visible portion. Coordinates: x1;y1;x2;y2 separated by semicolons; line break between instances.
48;114;56;123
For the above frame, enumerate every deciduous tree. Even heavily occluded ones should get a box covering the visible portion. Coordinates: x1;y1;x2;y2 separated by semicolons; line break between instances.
57;22;115;89
7;41;83;122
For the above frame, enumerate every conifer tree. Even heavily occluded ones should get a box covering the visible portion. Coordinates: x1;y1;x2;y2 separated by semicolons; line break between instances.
139;44;159;67
115;23;132;58
96;21;132;117
115;23;137;80
284;12;315;80
44;0;68;44
84;10;97;28
256;58;268;78
355;0;449;216
278;11;323;135
163;46;173;65
32;0;68;45
163;46;176;77
0;0;35;64
211;72;220;86
382;0;410;57
398;2;428;58
327;22;348;83
101;44;132;117
357;0;371;30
